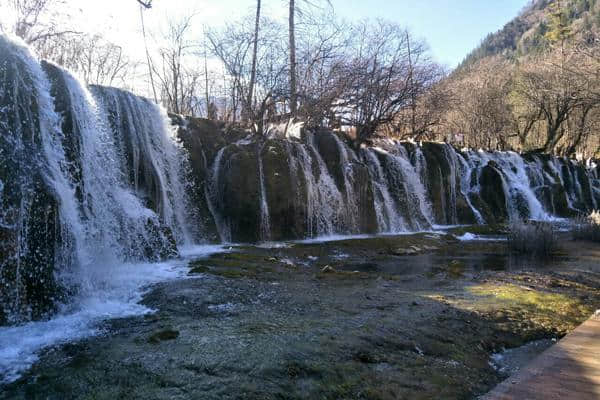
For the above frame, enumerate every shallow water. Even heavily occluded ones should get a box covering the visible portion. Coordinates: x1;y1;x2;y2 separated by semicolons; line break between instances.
2;230;598;399
490;339;556;376
0;245;227;384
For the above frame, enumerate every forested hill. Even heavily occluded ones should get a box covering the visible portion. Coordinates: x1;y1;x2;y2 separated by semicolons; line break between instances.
457;0;599;70
435;0;600;158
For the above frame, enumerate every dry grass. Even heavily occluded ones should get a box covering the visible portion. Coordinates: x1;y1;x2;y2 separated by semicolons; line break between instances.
573;211;600;242
508;220;557;258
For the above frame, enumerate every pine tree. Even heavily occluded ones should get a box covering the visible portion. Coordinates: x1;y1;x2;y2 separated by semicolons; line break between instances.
545;0;573;44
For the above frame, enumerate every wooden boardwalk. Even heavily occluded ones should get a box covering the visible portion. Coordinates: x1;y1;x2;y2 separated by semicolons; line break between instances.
483;312;600;400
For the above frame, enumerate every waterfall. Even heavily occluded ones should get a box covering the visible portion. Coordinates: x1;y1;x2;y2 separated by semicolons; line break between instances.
92;86;196;245
0;35;196;324
282;139;344;236
305;132;347;234
0;35;208;384
331;134;360;231
455;152;485;224
205;147;231;242
362;148;407;232
396;144;434;229
364;142;432;231
2;33;600;384
0;37;87;322
467;150;551;221
257;143;271;241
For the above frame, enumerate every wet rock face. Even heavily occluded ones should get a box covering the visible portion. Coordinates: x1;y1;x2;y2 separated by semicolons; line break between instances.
177;117;599;243
262;139;308;240
420;142;451;224
0;40;61;324
173;117;225;241
220;143;263;242
479;163;509;223
313;130;345;191
352;162;379;234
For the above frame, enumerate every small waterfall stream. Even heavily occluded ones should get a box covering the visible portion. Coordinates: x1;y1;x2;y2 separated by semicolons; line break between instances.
257;143;271;242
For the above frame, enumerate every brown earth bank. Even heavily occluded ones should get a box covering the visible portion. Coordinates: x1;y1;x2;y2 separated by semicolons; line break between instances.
2;228;599;400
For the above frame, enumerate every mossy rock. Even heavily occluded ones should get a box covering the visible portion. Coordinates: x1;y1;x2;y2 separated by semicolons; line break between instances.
217;143;262;242
148;328;179;343
261;139;308;240
479;163;508;223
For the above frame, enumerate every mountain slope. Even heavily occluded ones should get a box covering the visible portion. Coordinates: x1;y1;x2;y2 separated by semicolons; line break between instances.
436;0;600;158
457;0;600;70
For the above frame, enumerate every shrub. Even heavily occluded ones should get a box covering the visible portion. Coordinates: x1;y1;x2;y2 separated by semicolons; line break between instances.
573;211;600;242
508;220;557;258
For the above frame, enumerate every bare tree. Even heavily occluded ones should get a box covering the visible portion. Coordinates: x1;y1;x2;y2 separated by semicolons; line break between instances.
138;0;158;103
35;33;137;87
441;57;517;150
208;20;253;123
208;15;287;132
152;14;201;115
246;0;261;121
6;0;80;44
288;0;297;115
294;10;350;127
513;50;591;153
335;21;429;146
287;0;332;116
136;0;152;8
393;71;450;141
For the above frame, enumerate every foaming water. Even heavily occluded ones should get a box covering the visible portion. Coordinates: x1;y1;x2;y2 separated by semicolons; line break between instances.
0;245;227;385
295;230;447;244
0;35;214;384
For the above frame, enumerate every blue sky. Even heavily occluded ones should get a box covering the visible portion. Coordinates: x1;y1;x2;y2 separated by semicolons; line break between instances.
331;0;530;67
35;0;530;71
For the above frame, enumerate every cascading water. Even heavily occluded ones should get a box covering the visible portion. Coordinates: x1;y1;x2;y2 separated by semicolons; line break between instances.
0;35;204;384
440;144;459;224
396;144;434;229
305;132;347;234
331;134;360;232
362;148;407;232
282;138;343;236
455;152;485;225
0;37;86;323
471;150;551;220
205;147;232;242
362;141;433;232
257;143;271;242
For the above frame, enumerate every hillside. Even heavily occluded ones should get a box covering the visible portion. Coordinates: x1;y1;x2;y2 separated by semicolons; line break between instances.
435;0;600;158
458;0;600;70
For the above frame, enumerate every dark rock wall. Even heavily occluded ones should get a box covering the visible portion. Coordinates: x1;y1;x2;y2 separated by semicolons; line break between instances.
176;117;600;243
0;39;63;324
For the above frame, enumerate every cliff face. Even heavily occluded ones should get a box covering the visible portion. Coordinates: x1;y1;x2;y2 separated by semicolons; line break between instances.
176;116;600;243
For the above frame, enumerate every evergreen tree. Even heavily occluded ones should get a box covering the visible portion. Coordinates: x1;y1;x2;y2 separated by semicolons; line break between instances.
545;1;573;44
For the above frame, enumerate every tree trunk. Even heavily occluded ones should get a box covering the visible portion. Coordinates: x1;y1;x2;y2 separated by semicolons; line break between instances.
247;0;261;122
139;5;158;104
289;0;298;115
204;44;211;118
407;32;416;137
